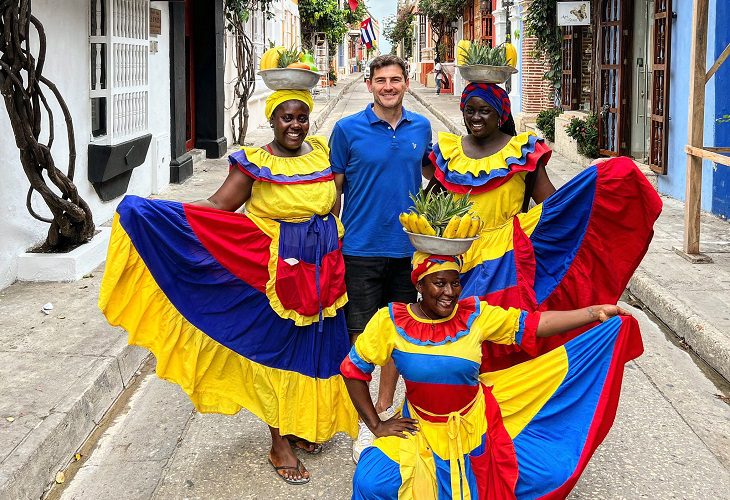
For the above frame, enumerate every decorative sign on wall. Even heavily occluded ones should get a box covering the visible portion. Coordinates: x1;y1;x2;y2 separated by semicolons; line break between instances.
557;2;590;26
150;8;162;36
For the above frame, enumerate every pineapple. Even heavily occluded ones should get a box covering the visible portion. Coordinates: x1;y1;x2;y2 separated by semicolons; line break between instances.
460;41;508;66
276;47;302;68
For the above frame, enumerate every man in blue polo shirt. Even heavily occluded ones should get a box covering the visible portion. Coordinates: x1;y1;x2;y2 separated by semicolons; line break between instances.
329;54;434;463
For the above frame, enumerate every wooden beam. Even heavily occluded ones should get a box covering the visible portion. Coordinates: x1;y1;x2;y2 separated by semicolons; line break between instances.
685;145;730;167
704;146;730;153
706;42;730;83
684;0;709;256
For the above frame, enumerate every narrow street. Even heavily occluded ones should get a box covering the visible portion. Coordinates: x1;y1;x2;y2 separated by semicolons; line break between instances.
48;82;730;500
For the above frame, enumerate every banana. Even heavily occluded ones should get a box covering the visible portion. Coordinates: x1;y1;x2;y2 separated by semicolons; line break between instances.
442;216;461;239
406;212;419;233
457;40;471;66
455;215;472;238
467;216;481;237
504;42;517;68
399;212;412;232
417;215;437;236
260;46;284;70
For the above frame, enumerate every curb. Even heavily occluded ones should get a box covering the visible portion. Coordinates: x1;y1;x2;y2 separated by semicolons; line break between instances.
628;271;730;381
312;75;361;133
410;85;730;383
0;345;149;499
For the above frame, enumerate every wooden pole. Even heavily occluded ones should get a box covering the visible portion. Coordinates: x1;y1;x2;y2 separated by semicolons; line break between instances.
684;0;709;255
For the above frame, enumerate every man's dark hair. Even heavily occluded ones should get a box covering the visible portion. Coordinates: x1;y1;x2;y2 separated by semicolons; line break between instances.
369;55;408;80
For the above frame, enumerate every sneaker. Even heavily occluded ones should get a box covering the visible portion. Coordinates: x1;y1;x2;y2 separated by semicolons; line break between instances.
352;406;396;464
352;420;375;464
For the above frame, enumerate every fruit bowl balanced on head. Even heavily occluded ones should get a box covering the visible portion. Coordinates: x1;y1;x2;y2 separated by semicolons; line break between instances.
399;189;483;255
259;46;322;90
456;40;517;84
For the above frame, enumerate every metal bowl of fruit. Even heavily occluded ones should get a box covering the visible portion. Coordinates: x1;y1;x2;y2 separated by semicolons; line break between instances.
404;229;478;255
259;68;321;90
456;64;517;84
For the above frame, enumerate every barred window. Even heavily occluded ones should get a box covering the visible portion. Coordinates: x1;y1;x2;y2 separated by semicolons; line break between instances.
89;0;150;143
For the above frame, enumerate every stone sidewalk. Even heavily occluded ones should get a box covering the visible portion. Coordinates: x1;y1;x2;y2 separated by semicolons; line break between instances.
408;81;730;382
0;73;362;500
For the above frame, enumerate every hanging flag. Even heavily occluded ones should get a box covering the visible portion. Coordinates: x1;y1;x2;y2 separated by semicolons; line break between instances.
360;17;376;49
348;0;358;12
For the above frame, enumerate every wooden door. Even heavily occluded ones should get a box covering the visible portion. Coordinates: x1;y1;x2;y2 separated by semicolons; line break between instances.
562;27;582;110
596;0;632;156
649;0;672;173
185;0;196;151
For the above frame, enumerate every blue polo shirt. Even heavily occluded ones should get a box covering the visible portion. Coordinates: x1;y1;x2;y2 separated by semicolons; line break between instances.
329;104;432;257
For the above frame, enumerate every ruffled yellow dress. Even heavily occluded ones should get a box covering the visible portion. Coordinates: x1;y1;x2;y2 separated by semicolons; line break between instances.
99;135;358;442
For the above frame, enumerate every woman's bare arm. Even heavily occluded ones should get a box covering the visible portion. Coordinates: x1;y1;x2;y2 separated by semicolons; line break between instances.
190;168;254;212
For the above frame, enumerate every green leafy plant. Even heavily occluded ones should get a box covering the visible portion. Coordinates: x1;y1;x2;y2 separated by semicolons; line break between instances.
523;0;561;89
418;0;467;62
536;108;562;142
565;113;599;159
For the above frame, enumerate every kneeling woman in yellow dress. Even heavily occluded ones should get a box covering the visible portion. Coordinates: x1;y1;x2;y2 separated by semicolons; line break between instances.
99;90;357;485
341;253;642;499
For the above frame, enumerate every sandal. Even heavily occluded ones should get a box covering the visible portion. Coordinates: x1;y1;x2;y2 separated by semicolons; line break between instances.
287;437;324;455
268;457;310;485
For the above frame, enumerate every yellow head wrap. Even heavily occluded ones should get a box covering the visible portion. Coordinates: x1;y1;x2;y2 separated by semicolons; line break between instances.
411;252;463;285
265;89;315;120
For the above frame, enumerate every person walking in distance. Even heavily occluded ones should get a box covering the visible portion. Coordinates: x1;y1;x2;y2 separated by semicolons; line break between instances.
329;55;434;463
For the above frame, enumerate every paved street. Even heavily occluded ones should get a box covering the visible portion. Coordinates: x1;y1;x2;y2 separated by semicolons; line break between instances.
47;81;730;500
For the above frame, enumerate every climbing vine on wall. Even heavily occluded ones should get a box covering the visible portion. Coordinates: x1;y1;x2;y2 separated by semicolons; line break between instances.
0;1;95;251
523;0;562;89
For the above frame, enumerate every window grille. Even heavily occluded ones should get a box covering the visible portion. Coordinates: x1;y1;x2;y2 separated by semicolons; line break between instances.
89;0;150;144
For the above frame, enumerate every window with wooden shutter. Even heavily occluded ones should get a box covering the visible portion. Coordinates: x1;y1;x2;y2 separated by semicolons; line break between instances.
649;0;672;173
463;0;474;42
480;0;493;46
596;0;632;156
561;27;581;110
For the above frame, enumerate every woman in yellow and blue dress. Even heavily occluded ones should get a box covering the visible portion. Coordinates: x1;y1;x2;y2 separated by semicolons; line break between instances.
341;253;642;499
99;90;358;485
430;82;662;372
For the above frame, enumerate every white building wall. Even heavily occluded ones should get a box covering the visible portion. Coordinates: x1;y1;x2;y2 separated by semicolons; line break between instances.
0;0;171;289
224;0;301;145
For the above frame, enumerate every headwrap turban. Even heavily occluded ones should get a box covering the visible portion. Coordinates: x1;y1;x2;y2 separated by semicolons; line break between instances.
265;89;314;120
460;82;511;124
411;252;463;285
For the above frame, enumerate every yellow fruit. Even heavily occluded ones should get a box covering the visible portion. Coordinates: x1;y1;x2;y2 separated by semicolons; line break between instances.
407;212;419;233
467;216;481;237
260;46;284;70
457;40;471;66
442;216;461;238
399;212;412;232
417;215;437;236
455;215;472;238
504;42;517;68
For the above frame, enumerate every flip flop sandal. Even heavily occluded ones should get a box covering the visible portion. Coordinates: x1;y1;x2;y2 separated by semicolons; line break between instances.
287;437;324;455
268;458;310;485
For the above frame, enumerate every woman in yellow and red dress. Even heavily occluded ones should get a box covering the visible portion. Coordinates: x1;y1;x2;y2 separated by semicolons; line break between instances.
99;90;357;485
342;253;642;499
430;83;662;371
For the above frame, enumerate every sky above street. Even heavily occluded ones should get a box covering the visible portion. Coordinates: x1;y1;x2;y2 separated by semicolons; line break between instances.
366;0;396;54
